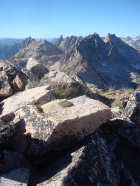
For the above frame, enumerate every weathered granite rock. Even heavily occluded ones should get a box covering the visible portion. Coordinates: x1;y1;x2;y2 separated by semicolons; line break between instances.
0;150;32;174
0;60;28;84
22;68;37;81
123;90;140;125
12;96;111;156
0;120;15;148
26;58;48;79
40;71;77;84
28;119;140;186
0;85;55;117
0;71;13;97
0;168;30;186
29;121;138;186
12;74;27;92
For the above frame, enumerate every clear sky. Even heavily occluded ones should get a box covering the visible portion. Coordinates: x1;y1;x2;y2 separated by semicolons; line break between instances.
0;0;140;38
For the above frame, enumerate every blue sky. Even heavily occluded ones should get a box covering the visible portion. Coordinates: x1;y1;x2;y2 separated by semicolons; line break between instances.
0;0;140;38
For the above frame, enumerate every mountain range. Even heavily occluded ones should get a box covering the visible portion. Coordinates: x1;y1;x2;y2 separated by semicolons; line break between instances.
57;33;140;89
9;38;64;69
0;33;140;90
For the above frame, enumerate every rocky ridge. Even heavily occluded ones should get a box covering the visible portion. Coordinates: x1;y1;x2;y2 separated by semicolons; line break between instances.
0;37;33;60
58;33;140;90
52;35;83;51
9;38;64;69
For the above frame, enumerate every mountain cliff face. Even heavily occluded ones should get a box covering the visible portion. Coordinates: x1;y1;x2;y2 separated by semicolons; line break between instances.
52;35;83;51
9;38;64;69
58;33;140;89
121;36;140;53
0;37;32;60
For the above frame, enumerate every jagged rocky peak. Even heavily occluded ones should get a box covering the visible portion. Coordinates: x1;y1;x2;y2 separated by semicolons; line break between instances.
58;33;140;90
20;37;36;48
53;35;83;51
104;33;119;42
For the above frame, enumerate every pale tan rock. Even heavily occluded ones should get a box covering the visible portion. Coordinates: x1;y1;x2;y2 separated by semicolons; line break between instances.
26;58;48;79
12;96;111;156
13;74;27;92
0;85;55;117
41;71;76;84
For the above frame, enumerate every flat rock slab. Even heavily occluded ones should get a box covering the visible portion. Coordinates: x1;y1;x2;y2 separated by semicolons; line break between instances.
0;168;29;186
13;95;111;156
0;85;55;117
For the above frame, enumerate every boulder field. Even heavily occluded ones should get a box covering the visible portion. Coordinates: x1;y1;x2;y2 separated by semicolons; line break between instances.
1;86;140;185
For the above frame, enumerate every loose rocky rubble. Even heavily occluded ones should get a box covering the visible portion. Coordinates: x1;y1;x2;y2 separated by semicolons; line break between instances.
0;85;140;185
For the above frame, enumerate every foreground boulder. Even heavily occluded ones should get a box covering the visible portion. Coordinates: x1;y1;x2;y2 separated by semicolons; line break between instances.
30;119;139;186
123;89;140;125
0;168;30;186
0;85;55;117
12;96;111;156
26;58;48;79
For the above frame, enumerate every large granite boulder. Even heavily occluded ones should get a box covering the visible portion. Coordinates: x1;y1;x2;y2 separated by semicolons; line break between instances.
26;58;48;79
123;90;140;125
0;71;13;97
0;168;30;186
0;85;55;117
12;96;111;156
29;119;140;186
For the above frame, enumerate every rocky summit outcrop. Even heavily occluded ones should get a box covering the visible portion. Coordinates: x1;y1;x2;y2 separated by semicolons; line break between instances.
9;38;64;69
29;119;140;186
26;58;48;79
52;35;83;51
0;85;55;117
58;33;140;90
11;96;111;156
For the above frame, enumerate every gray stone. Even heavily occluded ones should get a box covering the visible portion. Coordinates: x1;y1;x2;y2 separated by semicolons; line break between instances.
29;121;139;186
0;168;30;186
123;90;140;125
0;71;13;97
0;150;32;174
